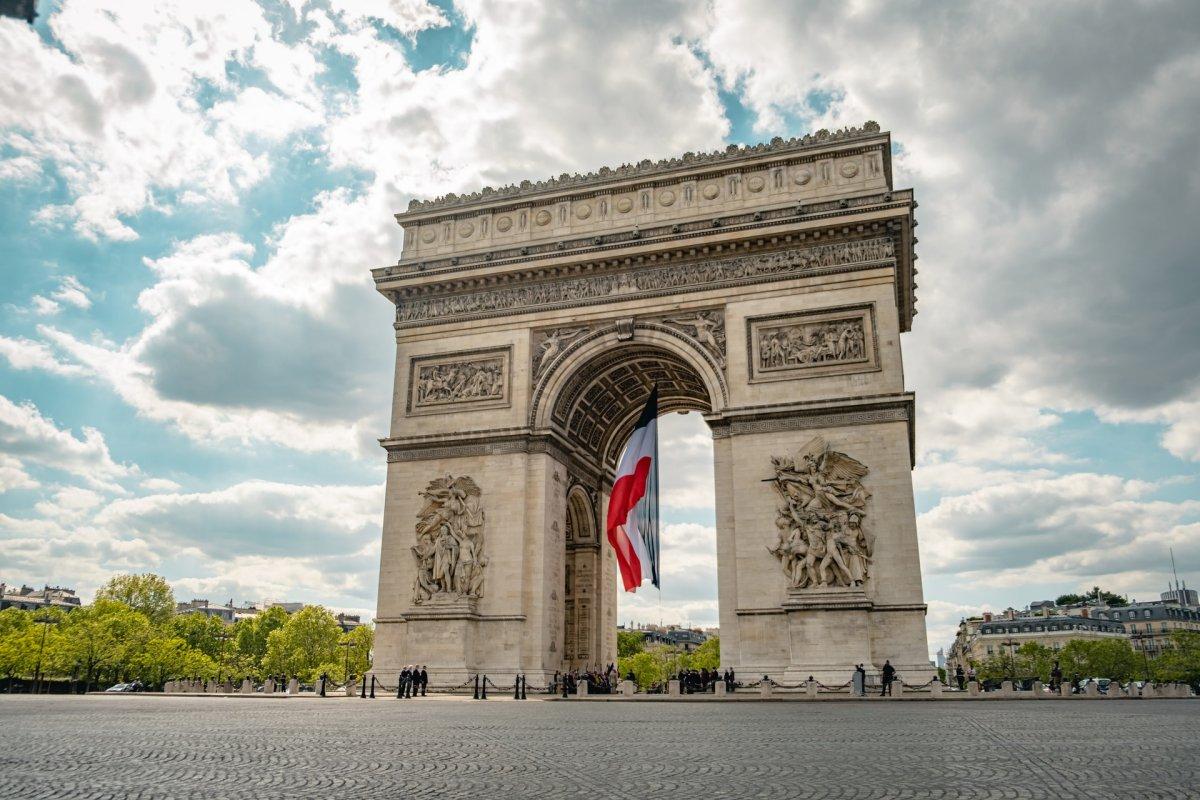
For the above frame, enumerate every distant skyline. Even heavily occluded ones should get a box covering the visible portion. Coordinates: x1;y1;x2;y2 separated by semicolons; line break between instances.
2;1;1198;658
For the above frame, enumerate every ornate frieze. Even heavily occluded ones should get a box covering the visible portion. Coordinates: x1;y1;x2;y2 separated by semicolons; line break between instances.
532;327;591;382
396;238;894;327
747;304;878;382
406;347;511;415
767;437;873;591
412;476;487;605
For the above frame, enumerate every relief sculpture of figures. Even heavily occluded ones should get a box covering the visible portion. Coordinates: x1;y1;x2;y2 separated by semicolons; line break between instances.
532;327;590;380
412;475;487;604
665;310;726;368
416;358;504;405
759;318;864;370
766;436;873;590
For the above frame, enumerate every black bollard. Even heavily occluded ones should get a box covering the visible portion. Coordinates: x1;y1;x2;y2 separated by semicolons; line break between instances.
360;675;367;699
481;675;488;700
520;675;527;700
514;676;520;699
396;676;403;699
562;678;568;699
319;674;326;697
370;675;376;699
473;674;480;700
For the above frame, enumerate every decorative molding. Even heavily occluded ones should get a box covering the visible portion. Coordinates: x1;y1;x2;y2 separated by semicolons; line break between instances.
709;406;910;440
532;327;591;382
395;238;895;327
654;309;726;369
404;122;883;214
406;346;512;416
746;304;878;383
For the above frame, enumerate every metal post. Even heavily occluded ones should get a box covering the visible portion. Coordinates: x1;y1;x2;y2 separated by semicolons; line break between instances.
396;676;403;699
514;675;520;699
473;674;480;700
481;675;488;700
370;675;376;699
360;674;367;698
319;673;326;697
520;675;527;700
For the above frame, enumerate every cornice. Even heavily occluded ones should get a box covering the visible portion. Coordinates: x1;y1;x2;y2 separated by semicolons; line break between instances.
401;122;885;217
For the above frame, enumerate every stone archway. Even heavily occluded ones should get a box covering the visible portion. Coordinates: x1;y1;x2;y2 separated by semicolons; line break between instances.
371;123;933;687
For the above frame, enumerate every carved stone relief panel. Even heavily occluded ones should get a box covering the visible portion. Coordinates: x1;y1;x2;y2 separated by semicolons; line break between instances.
407;346;512;415
766;437;872;591
648;308;726;369
411;475;487;605
746;304;878;382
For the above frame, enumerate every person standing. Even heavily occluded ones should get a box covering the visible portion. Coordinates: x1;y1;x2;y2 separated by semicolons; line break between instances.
1050;661;1062;693
880;660;895;696
419;666;428;696
955;664;965;691
853;664;866;696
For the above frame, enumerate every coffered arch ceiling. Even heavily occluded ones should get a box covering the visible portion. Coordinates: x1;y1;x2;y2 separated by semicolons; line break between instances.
549;344;712;471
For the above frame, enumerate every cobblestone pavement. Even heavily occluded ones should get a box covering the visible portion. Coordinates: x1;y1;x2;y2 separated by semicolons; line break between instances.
1;696;1197;799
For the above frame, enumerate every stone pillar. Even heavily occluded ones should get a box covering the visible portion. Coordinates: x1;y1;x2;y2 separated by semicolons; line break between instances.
264;678;275;694
1084;681;1099;697
241;678;253;695
288;677;299;694
667;680;681;697
345;679;357;697
620;680;635;697
714;681;726;697
576;679;588;696
968;680;980;697
893;680;904;697
1000;680;1014;695
1032;680;1043;696
930;679;942;698
760;681;773;698
1106;682;1124;698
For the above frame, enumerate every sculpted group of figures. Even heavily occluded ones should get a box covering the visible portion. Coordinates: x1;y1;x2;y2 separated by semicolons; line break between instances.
412;476;488;604
768;436;874;589
416;359;504;405
396;238;895;323
759;318;865;370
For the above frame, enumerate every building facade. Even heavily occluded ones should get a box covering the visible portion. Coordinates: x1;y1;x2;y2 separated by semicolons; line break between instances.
371;122;931;686
0;583;81;612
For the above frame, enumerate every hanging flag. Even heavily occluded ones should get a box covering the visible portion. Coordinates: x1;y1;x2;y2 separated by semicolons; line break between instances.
606;386;660;592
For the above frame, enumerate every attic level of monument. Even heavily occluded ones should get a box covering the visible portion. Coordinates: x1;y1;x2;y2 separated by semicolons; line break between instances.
401;121;891;216
381;122;900;278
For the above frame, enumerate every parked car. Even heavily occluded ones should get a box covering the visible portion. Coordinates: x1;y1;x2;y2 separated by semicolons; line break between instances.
105;683;134;692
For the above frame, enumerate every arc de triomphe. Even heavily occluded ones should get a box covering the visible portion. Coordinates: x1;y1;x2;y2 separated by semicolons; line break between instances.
371;122;931;686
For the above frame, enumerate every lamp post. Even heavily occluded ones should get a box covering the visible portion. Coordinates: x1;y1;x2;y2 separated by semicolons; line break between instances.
1002;638;1019;683
340;640;356;684
215;631;232;685
32;613;60;694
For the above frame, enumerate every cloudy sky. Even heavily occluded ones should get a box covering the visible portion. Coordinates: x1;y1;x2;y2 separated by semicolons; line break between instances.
1;0;1198;657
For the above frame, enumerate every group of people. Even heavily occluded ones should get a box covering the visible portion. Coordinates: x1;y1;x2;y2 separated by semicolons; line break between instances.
397;665;429;697
552;664;619;695
850;661;897;696
674;668;736;694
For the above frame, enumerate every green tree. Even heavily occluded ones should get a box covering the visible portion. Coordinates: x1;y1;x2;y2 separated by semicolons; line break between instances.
135;635;217;686
234;606;290;668
688;637;720;671
1059;638;1140;682
0;608;37;681
617;630;645;659
169;612;226;661
1054;587;1128;608
55;600;152;690
1152;630;1200;684
95;573;176;625
619;650;666;690
262;606;342;681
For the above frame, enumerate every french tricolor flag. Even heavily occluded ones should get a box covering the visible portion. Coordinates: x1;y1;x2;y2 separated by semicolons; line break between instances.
606;386;660;592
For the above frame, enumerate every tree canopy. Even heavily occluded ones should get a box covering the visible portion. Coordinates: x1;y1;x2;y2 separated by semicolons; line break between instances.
95;573;176;625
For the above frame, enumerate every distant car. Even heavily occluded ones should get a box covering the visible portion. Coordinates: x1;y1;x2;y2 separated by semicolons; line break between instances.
105;683;134;692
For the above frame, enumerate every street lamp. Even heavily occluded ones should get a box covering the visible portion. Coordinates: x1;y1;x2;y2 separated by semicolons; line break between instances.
340;640;357;683
32;613;60;694
1001;638;1019;683
215;631;232;684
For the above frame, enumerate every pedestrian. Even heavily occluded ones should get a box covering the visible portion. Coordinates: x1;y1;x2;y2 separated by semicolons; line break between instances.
955;664;965;691
880;660;895;696
853;663;866;696
1050;661;1062;693
419;665;428;696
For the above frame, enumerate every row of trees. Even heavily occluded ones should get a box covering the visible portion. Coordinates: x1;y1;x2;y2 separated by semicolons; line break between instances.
0;574;372;691
616;630;720;689
970;632;1200;684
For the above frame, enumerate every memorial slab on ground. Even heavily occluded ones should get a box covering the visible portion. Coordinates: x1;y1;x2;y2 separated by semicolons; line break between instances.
1;696;1196;799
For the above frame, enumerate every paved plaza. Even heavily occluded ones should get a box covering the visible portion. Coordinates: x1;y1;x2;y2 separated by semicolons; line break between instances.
1;696;1197;799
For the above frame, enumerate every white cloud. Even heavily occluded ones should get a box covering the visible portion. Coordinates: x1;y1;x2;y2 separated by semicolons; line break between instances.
0;393;132;488
50;275;92;309
30;296;60;316
139;477;182;492
0;335;87;376
0;454;38;493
